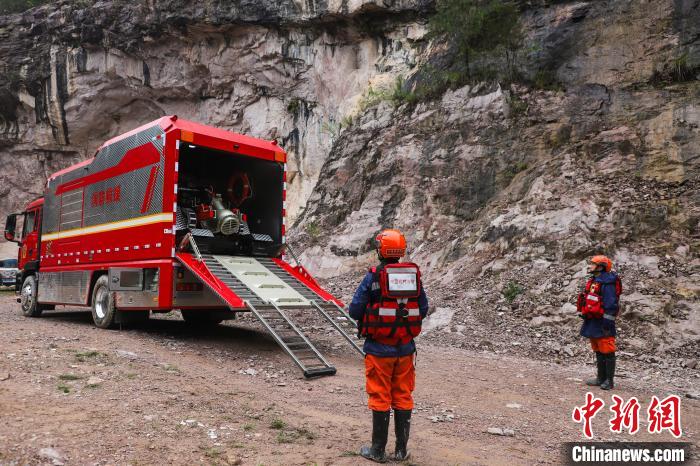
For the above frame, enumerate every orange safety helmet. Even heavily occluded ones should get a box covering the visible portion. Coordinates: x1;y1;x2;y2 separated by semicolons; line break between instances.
590;255;613;272
375;229;406;258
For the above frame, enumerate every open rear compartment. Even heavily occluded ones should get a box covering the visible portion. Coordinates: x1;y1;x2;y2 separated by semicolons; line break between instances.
176;143;284;258
172;131;363;377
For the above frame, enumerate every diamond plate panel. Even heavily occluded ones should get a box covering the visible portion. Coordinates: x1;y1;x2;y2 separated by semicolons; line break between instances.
252;233;273;242
42;125;165;235
38;271;90;304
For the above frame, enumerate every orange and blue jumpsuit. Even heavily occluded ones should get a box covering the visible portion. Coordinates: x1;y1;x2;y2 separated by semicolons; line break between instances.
580;271;620;354
349;268;429;412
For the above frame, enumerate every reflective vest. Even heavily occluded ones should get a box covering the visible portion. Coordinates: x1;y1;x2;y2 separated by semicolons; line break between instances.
577;275;622;318
361;262;423;345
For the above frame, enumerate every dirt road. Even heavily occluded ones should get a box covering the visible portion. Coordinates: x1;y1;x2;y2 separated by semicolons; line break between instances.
0;293;697;465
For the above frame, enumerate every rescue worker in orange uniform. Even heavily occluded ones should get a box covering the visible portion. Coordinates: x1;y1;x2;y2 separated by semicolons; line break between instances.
349;229;429;462
578;255;622;390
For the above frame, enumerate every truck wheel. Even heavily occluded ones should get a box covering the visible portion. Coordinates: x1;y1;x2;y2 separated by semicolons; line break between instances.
91;275;117;329
181;310;224;326
20;275;42;317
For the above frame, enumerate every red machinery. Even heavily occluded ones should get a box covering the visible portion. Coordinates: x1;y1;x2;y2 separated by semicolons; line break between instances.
4;116;362;377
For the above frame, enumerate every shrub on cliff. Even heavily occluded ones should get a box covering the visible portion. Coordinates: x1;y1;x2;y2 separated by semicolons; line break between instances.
428;0;523;85
0;0;49;14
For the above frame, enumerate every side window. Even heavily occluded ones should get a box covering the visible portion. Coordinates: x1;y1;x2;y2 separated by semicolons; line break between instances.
22;211;36;240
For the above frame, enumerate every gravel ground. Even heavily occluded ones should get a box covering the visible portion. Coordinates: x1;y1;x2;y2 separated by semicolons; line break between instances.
0;292;697;465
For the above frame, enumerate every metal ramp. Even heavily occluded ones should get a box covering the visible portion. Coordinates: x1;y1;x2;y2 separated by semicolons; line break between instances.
257;257;364;355
246;301;337;378
178;253;363;377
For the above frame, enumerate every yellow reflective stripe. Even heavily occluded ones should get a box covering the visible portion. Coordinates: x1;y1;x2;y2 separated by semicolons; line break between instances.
42;213;173;241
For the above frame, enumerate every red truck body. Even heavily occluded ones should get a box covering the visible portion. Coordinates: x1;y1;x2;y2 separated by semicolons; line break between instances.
6;116;341;320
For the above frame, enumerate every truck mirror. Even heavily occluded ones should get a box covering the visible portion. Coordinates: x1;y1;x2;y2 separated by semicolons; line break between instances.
4;213;18;243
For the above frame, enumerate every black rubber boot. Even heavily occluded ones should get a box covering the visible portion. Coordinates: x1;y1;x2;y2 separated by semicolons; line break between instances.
393;409;412;461
585;352;605;386
360;410;390;463
600;353;615;390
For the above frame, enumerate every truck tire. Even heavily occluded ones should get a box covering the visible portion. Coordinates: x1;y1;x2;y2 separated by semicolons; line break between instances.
20;275;42;317
91;275;117;329
181;310;224;326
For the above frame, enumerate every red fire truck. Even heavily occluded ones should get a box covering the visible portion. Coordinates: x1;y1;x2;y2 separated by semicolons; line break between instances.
4;116;362;377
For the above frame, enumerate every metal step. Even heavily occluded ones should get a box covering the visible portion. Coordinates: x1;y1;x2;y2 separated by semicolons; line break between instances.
256;258;364;356
245;300;336;378
180;252;363;376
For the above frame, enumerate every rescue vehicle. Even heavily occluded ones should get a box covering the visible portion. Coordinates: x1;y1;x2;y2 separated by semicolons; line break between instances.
4;116;362;377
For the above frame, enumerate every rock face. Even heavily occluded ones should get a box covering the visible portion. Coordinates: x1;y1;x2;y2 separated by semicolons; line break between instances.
290;1;700;357
0;0;432;256
0;0;698;359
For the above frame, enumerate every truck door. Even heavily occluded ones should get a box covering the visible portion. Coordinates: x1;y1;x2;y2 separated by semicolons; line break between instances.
19;207;41;270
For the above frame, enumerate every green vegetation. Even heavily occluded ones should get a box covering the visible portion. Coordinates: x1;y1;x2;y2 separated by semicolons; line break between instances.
357;77;418;113
546;125;571;149
161;363;180;373
58;373;82;381
650;52;699;85
507;93;528;119
320;120;340;139
201;446;223;459
428;0;523;83
532;69;563;91
75;350;103;362
57;383;70;394
269;418;286;430
275;426;316;444
287;98;301;115
243;423;255;431
502;281;524;303
276;431;292;443
305;221;321;240
0;0;49;14
499;161;528;185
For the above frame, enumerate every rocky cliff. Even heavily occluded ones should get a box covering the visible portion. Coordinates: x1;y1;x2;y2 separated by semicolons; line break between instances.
292;0;700;368
0;1;698;368
0;0;432;245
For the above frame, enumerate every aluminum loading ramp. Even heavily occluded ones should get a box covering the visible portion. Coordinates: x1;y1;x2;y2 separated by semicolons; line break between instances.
176;253;363;378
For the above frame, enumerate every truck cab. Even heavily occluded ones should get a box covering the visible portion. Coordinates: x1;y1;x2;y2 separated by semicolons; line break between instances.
4;197;47;314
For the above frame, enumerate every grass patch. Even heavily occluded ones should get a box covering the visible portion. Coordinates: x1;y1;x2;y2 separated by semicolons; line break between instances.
75;350;102;362
502;281;524;303
243;423;255;432
305;221;321;240
201;446;223;459
125;372;138;379
270;418;286;430
161;363;180;373
499;161;528;185
340;451;359;457
507;93;528;119
58;373;82;381
57;383;70;393
532;69;563;91
276;431;293;444
650;52;700;85
275;426;316;444
296;427;316;440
